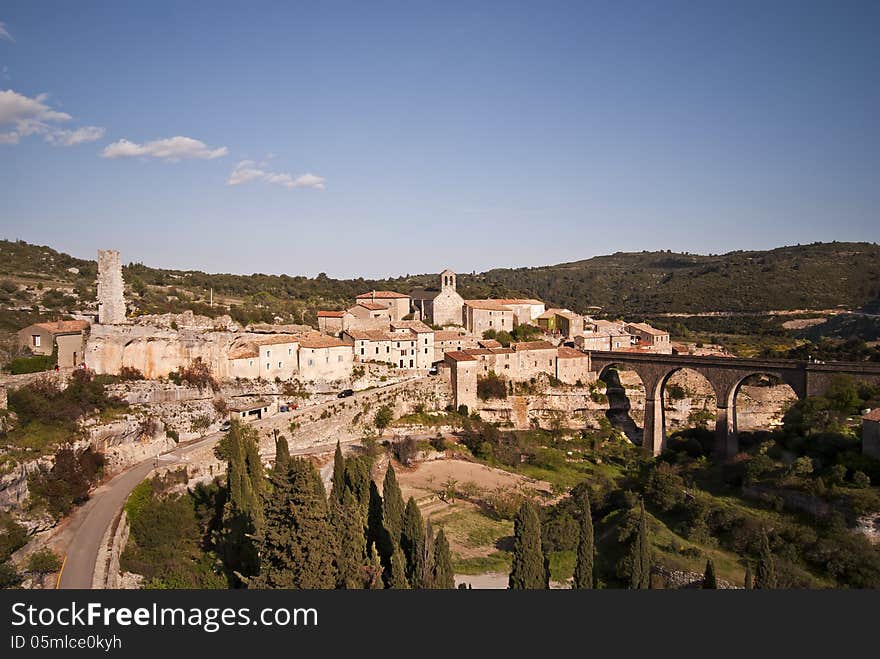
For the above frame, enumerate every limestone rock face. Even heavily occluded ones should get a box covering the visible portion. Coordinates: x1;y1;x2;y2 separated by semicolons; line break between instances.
85;323;242;379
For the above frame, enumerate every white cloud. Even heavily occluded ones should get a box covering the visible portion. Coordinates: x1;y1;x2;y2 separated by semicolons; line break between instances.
226;159;326;190
102;136;228;161
0;88;105;147
45;126;106;146
0;22;13;43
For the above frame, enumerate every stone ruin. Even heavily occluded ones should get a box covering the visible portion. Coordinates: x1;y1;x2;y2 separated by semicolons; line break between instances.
97;249;126;325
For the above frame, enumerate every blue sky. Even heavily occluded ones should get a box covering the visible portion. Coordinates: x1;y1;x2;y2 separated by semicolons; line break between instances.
1;1;878;278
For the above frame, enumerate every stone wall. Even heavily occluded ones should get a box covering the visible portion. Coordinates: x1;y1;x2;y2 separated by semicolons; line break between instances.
97;249;126;325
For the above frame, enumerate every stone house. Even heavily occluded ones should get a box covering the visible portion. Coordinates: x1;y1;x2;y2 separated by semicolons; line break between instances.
354;290;411;322
17;319;90;368
344;321;434;370
317;310;347;335
254;335;300;380
433;329;480;363
624;322;672;353
863;409;880;460
510;340;558;380
464;300;514;336
555;347;592;384
390;320;435;369
489;298;545;325
410;269;465;327
227;343;261;379
228;400;275;421
536;309;583;338
297;334;353;383
445;350;478;412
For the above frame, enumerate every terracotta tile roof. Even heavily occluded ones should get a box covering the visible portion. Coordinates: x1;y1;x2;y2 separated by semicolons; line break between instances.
391;320;433;333
298;335;349;349
346;329;393;341
229;344;259;360
864;409;880;422
317;310;346;318
435;331;470;341
478;339;503;348
32;320;89;334
538;308;578;320
354;302;389;311
464;299;512;311
489;347;515;354
445;350;477;362
512;340;556;352
409;288;440;300
254;335;300;346
355;291;410;299
490;298;544;306
558;346;589;359
626;322;668;336
463;348;494;356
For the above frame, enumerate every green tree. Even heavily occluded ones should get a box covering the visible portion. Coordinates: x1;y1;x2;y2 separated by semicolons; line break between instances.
330;441;345;502
251;459;337;589
401;497;426;588
573;489;594;589
27;549;61;576
382;465;405;547
343;455;372;511
702;558;718;589
331;490;367;589
388;543;409;589
374;405;393;430
628;500;651;590
367;480;389;561
273;432;290;477
432;529;455;589
754;529;777;589
509;500;545;589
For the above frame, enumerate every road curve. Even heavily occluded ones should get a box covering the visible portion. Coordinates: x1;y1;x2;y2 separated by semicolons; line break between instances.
57;376;426;589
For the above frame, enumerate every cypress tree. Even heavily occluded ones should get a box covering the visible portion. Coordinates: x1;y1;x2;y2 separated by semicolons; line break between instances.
251;458;337;589
628;500;651;589
330;441;345;502
573;489;594;589
702;558;718;589
367;480;390;562
273;432;290;477
755;529;777;589
509;500;545;589
388;543;410;589
344;455;371;511
332;489;367;589
366;546;384;589
401;497;426;588
432;529;455;589
382;464;405;547
744;562;753;590
423;518;435;588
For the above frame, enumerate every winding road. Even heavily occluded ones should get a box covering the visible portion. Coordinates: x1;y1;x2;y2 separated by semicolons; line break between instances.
57;377;425;589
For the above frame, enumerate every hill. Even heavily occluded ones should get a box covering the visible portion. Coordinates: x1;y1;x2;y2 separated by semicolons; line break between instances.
0;240;878;330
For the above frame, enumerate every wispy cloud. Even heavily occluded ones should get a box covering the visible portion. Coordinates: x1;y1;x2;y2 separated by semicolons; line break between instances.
0;22;13;43
0;89;71;144
102;136;228;161
45;126;106;146
227;159;326;190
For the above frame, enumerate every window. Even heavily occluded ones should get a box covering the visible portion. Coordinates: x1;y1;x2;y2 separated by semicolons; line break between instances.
288;348;293;355
249;360;253;367
308;359;314;366
266;363;270;370
32;335;41;347
424;348;428;354
361;348;365;355
409;360;413;368
278;362;282;369
338;355;343;362
267;350;271;358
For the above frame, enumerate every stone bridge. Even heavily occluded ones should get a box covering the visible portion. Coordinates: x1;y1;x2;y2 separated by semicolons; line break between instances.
587;351;880;458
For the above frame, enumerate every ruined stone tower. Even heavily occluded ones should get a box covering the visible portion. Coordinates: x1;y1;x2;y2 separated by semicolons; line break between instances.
97;249;126;324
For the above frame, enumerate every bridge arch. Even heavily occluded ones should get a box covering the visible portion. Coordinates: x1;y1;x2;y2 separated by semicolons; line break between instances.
656;367;719;450
595;363;647;447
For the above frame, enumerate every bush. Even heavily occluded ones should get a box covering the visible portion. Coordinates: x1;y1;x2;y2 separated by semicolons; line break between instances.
6;353;57;375
0;512;28;562
393;436;419;465
852;471;871;488
0;562;22;589
28;446;105;519
117;366;144;381
168;358;217;391
477;372;507;400
374;405;393;429
27;548;61;575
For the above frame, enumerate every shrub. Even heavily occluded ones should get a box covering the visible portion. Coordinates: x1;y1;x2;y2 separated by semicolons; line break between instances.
374;405;393;429
28;446;105;519
852;471;871;488
117;366;144;381
477;372;507;400
168;358;217;391
0;512;28;562
393;436;419;465
27;548;61;575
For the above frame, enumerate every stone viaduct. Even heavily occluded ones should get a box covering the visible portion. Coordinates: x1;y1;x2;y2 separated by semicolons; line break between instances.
587;351;880;458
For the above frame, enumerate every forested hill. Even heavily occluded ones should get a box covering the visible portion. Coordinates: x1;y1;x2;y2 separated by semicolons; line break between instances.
0;240;877;322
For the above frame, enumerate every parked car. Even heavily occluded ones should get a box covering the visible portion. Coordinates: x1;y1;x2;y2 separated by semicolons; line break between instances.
219;420;231;432
279;402;299;413
428;366;439;376
337;389;355;398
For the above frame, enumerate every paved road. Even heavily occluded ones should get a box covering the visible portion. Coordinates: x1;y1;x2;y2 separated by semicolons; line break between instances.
57;376;425;589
